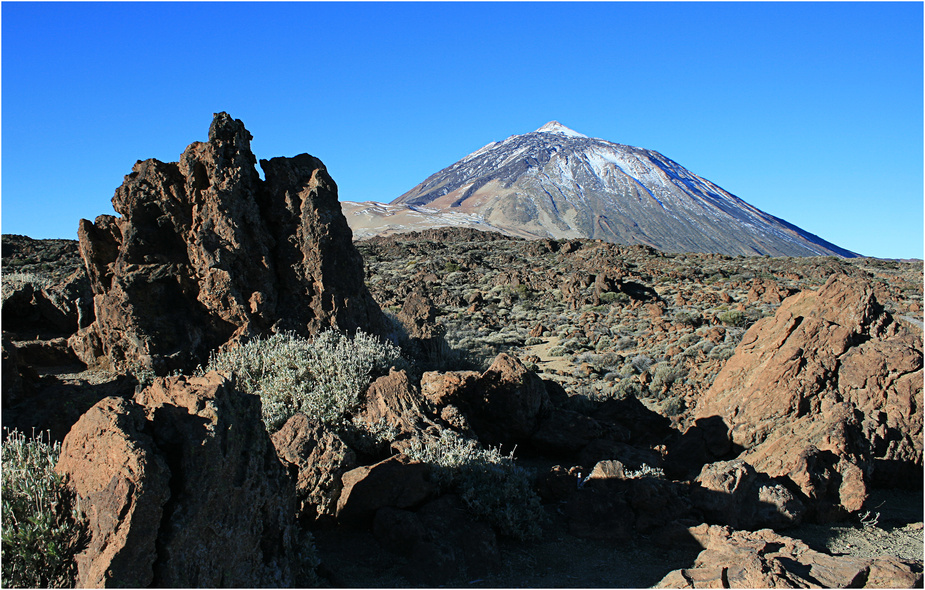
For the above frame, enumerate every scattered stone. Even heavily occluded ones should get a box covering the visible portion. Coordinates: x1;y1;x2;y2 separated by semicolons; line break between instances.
655;524;923;588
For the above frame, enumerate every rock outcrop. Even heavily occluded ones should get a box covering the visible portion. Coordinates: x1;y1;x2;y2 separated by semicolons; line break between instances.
655;524;923;588
691;459;806;530
71;112;386;374
336;454;437;524
57;373;305;587
420;353;550;448
271;413;357;524
692;274;923;518
55;397;170;588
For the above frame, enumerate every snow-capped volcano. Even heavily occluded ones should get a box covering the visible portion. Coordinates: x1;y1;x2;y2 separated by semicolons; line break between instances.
348;122;856;257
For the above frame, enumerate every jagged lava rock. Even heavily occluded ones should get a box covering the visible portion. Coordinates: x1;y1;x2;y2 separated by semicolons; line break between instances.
359;368;433;437
692;459;805;530
692;274;923;517
418;353;550;447
71;112;385;374
57;375;307;587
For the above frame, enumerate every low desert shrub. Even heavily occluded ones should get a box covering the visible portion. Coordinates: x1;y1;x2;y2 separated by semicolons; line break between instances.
630;354;654;373
613;336;636;351
1;429;87;588
708;343;737;361
624;464;665;479
673;310;702;327
199;330;404;432
600;291;630;305
648;362;686;393
405;429;544;541
1;272;52;300
716;310;747;327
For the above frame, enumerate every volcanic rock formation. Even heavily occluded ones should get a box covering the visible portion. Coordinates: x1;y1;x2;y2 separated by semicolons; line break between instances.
57;374;306;587
691;274;923;519
655;524;923;588
71;112;386;374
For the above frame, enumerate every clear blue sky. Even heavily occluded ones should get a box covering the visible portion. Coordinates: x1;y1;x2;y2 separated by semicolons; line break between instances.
3;2;922;259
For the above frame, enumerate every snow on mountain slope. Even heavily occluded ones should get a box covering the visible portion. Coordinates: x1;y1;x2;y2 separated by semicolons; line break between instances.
353;122;858;257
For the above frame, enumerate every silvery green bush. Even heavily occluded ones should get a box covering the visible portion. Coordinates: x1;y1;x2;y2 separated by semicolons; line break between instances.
1;272;52;301
199;330;404;432
1;429;87;588
405;428;544;541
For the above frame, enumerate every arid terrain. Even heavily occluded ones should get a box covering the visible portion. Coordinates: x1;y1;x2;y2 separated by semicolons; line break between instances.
3;227;922;587
1;114;922;588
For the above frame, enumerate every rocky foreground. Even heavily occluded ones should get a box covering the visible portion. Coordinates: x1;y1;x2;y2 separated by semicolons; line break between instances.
2;113;922;588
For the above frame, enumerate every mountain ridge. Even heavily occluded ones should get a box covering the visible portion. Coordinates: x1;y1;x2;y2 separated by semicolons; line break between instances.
345;122;857;257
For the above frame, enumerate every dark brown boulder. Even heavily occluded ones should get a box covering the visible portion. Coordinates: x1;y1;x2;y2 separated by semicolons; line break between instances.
134;373;301;587
71;112;386;374
394;290;448;367
1;267;92;339
405;495;499;585
336;454;437;524
359;368;431;437
271;413;357;523
419;354;550;447
530;408;605;455
420;369;481;407
564;477;636;541
55;396;170;588
469;353;551;446
1;337;28;408
55;375;309;587
372;507;427;556
692;459;806;530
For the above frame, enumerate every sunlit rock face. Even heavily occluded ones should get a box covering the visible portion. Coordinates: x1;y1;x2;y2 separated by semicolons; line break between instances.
72;112;386;374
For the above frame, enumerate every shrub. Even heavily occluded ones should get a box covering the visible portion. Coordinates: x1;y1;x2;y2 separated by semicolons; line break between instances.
600;291;630;305
708;344;737;361
1;429;87;588
616;377;642;398
199;330;404;432
673;311;702;327
630;354;654;373
614;336;636;351
1;272;52;300
717;310;747;327
405;429;544;541
625;464;665;479
649;362;686;392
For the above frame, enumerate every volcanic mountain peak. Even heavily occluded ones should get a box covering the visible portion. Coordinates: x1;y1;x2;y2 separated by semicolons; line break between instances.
534;120;588;138
351;124;857;257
